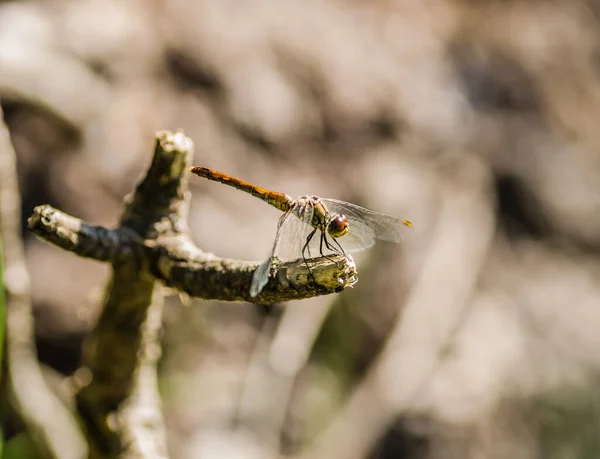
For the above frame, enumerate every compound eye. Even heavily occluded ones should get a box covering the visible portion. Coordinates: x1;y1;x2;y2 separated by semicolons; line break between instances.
328;214;349;238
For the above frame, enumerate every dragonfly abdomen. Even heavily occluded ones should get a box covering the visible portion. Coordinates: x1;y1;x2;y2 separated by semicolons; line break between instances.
190;166;292;212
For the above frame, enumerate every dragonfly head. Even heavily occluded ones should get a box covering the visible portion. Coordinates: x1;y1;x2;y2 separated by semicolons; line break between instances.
327;214;350;238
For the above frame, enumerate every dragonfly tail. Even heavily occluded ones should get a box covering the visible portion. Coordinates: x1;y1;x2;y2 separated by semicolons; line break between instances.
190;166;292;213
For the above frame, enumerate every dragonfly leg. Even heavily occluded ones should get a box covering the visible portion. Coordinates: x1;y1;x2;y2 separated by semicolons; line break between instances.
330;235;346;256
302;228;318;285
319;232;340;264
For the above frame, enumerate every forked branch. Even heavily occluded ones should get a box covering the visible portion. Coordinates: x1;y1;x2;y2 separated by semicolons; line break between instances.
26;130;356;458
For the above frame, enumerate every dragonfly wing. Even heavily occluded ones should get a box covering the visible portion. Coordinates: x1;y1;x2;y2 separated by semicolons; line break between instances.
322;198;412;253
250;204;321;297
250;210;295;297
274;203;320;261
250;258;271;297
334;224;376;253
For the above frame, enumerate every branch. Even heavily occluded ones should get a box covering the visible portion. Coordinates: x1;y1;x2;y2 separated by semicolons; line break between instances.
27;205;133;262
27;207;358;304
28;132;356;458
27;130;357;458
71;131;195;459
156;247;357;304
0;104;88;458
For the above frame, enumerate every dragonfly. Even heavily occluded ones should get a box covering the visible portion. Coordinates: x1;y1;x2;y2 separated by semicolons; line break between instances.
190;166;413;297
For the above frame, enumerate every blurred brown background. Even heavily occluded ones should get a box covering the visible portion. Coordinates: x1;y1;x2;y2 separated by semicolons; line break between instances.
3;0;600;458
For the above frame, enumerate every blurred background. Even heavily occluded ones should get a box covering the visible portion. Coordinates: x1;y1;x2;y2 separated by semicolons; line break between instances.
2;0;600;457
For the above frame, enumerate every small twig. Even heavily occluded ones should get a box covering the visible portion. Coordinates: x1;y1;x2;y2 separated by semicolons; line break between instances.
0;105;87;458
27;205;133;262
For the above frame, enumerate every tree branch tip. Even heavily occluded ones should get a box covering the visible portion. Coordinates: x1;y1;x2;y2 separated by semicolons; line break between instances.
266;254;358;298
155;130;194;155
27;204;59;229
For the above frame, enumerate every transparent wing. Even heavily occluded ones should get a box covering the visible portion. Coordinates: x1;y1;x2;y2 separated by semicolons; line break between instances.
250;203;335;297
250;258;272;297
321;198;412;253
250;210;296;297
273;203;315;261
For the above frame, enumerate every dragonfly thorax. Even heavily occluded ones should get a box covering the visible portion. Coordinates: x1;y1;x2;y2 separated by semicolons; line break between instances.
294;196;350;238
